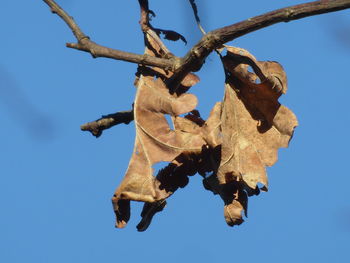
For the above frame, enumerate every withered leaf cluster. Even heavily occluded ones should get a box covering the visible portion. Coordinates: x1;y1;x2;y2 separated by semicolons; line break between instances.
112;34;298;231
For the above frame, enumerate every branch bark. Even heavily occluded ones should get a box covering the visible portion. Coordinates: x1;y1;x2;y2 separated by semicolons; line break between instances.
43;0;350;77
171;0;350;83
81;110;134;138
43;0;176;70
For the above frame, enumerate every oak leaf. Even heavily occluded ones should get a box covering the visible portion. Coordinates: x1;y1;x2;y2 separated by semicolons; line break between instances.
112;31;204;228
112;75;205;228
203;46;298;226
111;37;298;230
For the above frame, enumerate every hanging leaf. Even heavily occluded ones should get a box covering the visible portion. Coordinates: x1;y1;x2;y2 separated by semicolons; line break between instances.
112;40;297;229
202;46;298;226
112;74;205;228
112;31;203;228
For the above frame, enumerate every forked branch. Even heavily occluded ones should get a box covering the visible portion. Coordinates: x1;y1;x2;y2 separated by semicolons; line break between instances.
42;0;175;70
43;0;350;75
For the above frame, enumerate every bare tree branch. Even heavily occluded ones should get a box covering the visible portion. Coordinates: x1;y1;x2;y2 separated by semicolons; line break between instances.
65;42;175;69
43;0;176;70
80;110;134;138
43;0;350;81
170;0;350;86
43;0;85;41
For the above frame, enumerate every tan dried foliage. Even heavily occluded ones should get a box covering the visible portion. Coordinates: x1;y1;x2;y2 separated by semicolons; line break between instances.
203;46;298;226
112;37;298;230
112;33;204;229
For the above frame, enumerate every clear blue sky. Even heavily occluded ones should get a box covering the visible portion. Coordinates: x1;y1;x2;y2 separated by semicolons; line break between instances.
1;1;350;262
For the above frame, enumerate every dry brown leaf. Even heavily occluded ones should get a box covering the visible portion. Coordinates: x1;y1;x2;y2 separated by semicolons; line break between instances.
112;75;205;228
202;102;222;148
137;151;203;231
202;46;298;226
220;46;298;188
112;30;203;228
112;38;297;230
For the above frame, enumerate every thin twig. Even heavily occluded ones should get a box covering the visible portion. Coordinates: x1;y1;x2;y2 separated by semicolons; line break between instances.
138;0;151;32
138;1;172;56
188;0;206;35
43;0;176;70
80;110;134;138
43;0;86;41
66;42;174;69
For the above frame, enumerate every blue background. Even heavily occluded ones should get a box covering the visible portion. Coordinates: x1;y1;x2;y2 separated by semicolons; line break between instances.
1;1;350;262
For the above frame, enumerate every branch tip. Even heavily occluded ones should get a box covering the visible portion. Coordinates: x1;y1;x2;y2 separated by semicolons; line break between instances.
81;110;134;138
